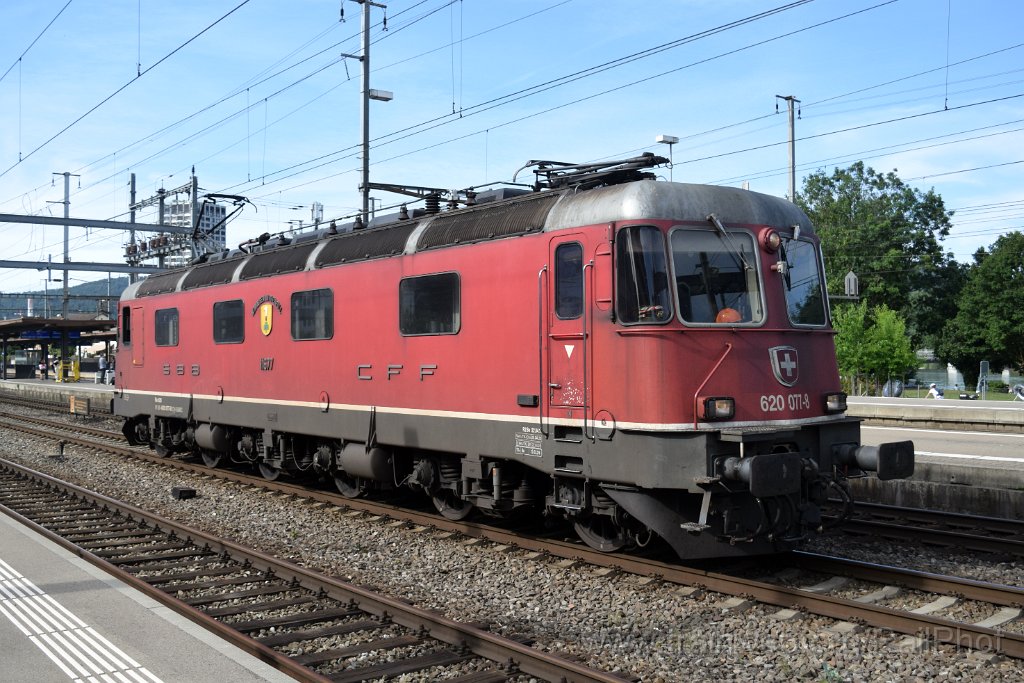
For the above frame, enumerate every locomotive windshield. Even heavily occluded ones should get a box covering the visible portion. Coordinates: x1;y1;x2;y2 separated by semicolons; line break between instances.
670;229;763;324
779;237;827;326
615;226;672;324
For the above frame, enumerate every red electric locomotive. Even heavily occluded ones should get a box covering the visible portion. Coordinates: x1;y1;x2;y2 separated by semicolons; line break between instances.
114;155;913;559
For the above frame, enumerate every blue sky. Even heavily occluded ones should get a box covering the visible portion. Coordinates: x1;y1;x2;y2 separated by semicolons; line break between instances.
1;0;1021;294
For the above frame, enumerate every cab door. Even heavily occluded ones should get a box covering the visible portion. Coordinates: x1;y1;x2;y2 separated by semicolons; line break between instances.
130;306;145;367
546;238;588;413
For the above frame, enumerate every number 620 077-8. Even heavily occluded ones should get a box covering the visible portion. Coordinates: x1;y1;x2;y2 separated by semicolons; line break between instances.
760;393;810;412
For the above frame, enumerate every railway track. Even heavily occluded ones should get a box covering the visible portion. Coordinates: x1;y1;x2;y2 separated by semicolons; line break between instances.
0;458;631;683
0;391;113;417
3;409;1024;660
0;409;124;445
835;501;1024;557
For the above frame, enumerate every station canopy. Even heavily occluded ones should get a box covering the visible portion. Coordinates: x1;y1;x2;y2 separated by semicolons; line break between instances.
0;317;116;343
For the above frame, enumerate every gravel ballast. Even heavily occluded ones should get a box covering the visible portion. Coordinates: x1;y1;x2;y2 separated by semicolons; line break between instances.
1;413;1022;682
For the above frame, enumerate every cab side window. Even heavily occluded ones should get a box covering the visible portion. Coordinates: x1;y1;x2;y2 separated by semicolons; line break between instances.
554;242;583;319
121;306;132;345
616;226;671;324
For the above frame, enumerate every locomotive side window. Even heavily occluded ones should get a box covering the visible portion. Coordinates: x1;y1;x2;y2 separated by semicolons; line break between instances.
779;237;827;326
213;299;245;343
120;306;131;345
670;229;763;325
400;273;460;335
291;288;334;340
554;242;583;319
154;308;179;346
615;226;672;324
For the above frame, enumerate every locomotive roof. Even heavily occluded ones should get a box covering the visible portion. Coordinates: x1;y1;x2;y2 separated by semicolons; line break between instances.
124;180;814;300
547;179;814;234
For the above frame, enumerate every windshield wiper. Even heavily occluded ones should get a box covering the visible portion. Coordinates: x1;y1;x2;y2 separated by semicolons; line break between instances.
706;213;753;272
777;242;793;290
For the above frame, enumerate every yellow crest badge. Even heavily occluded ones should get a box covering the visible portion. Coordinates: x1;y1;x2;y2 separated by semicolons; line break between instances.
260;302;274;336
252;295;283;336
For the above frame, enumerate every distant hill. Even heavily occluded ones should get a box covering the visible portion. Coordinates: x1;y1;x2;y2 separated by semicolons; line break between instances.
0;277;130;319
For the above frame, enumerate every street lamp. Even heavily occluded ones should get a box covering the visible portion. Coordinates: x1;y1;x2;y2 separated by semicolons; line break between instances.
656;134;678;181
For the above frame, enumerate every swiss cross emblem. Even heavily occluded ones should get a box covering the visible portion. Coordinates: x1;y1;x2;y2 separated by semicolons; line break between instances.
769;346;799;387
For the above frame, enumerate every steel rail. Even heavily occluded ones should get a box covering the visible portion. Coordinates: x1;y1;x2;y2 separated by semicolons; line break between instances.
840;516;1024;556
819;499;1024;557
791;551;1024;607
0;457;633;683
0;410;123;441
852;500;1024;535
5;414;1024;659
0;392;114;416
0;470;329;682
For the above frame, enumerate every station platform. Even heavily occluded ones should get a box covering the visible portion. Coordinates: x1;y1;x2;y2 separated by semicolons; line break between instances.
848;395;1024;433
0;377;116;414
0;508;292;683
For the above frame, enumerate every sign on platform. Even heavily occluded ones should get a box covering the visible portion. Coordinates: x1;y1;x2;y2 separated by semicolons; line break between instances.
69;396;90;416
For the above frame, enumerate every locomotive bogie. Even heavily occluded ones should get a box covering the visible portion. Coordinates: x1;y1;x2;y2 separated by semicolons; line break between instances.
114;175;914;559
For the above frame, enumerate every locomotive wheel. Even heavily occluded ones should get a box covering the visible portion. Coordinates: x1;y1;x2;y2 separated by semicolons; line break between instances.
201;449;223;468
574;514;627;553
432;489;473;521
258;463;282;481
333;472;363;499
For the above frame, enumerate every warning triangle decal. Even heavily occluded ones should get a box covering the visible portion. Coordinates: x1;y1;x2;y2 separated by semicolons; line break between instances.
564;344;575;359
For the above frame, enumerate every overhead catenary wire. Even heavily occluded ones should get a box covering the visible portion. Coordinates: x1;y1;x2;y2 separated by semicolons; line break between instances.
709;119;1024;186
2;0;925;221
0;0;75;86
7;0;460;211
2;0;1021;282
221;0;898;200
48;26;1024;216
0;0;255;181
75;0;816;206
16;25;1018;216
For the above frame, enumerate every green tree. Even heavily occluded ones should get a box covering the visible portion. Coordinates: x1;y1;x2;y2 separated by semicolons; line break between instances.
798;162;957;349
832;299;870;388
938;232;1024;384
865;305;918;381
833;300;917;394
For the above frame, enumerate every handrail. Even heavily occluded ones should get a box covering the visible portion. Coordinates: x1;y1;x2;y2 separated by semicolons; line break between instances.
537;265;548;436
583;260;595;441
693;342;733;428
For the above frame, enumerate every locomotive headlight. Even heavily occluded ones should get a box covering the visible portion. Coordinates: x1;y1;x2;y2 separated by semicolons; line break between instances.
700;396;735;421
824;392;847;413
760;228;781;253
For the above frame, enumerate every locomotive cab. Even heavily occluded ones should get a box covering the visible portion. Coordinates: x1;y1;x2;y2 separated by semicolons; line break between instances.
538;184;914;557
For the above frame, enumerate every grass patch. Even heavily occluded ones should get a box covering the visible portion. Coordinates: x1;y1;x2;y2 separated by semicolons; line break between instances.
904;386;1018;401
